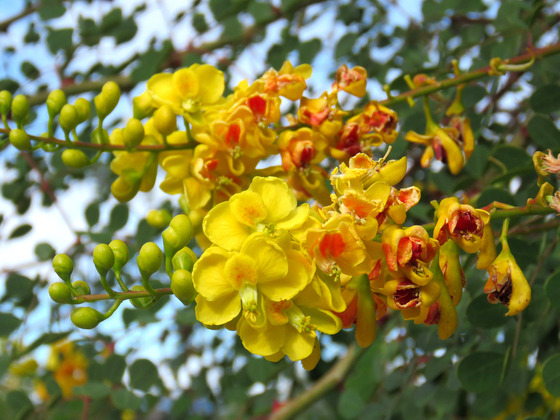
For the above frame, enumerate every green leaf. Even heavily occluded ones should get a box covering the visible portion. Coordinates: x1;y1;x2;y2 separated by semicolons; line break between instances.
2;273;34;305
111;388;142;410
85;202;100;227
100;8;123;34
38;0;66;20
103;354;126;384
78;17;100;47
130;41;173;82
9;224;32;239
247;357;280;383
109;203;129;232
74;382;111;399
20;61;39;80
0;313;21;337
335;33;358;60
463;143;489;178
46;28;73;54
542;353;560;396
109;17;138;44
6;390;33;419
298;38;321;64
191;13;208;33
35;242;56;261
15;331;70;358
527;114;560;149
530;85;560;114
462;85;487;108
338;389;366;419
0;354;11;378
491;144;529;170
129;359;161;392
457;352;504;393
221;16;243;43
338;4;363;25
267;44;286;70
248;2;274;25
545;271;560;310
209;0;237;21
476;187;516;208
0;79;20;93
466;294;508;329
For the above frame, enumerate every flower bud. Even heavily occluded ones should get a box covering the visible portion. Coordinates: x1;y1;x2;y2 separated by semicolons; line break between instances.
132;91;155;120
62;149;89;169
172;247;197;272
111;175;140;203
137;242;163;276
72;280;91;296
146;209;172;230
109;239;129;271
171;269;196;306
48;282;73;304
9;128;31;150
11;94;30;126
153;105;177;135
59;104;79;134
74;98;91;123
122;118;145;149
93;243;115;275
91;127;109;145
129;285;155;309
46;89;67;118
71;307;103;329
0;90;12;117
52;253;74;282
94;81;120;120
162;214;193;256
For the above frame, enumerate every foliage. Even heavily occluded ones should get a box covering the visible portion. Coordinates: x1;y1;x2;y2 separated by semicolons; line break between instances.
1;1;560;419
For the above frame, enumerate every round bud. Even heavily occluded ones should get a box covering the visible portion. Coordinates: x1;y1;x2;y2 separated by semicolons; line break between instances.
132;91;155;120
93;243;115;272
163;214;193;255
0;90;13;116
62;149;89;169
11;94;30;126
111;176;139;203
171;269;196;306
74;98;91;123
137;242;163;276
153;105;177;135
59;104;79;133
46;89;67;118
172;247;197;272
129;285;156;309
52;253;74;281
95;81;120;120
146;209;172;230
109;239;129;271
48;282;73;304
72;280;91;296
9;128;31;151
122;118;145;149
71;307;103;329
91;127;109;145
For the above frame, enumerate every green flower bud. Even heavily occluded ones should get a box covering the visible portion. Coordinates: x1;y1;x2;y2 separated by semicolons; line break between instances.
94;81;120;120
122;118;145;149
137;242;163;276
52;253;74;282
91;127;109;145
71;307;103;329
146;209;172;230
59;104;79;134
162;215;194;256
0;90;13;117
72;280;91;296
93;243;115;274
153;105;177;135
46;89;67;118
11;94;30;126
171;269;196;306
132;91;155;120
172;247;197;272
62;149;89;169
48;282;73;304
129;285;156;309
9;128;31;150
109;239;129;271
74;98;91;123
111;173;141;203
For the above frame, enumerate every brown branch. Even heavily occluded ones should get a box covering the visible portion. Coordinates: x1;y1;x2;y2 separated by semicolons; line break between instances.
0;4;39;33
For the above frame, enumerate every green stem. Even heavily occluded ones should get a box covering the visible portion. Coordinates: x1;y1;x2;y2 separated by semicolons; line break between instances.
114;270;129;292
500;217;510;244
102;299;123;320
99;272;117;298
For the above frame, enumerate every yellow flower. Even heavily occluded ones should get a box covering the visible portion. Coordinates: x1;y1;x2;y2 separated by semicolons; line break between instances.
203;176;309;251
332;64;368;97
46;341;88;399
146;64;225;119
192;234;312;328
262;60;312;101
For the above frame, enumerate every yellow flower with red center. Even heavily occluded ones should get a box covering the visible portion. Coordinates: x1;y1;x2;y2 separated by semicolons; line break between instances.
383;277;441;321
262;60;312;101
203;176;309;251
332;64;368;97
433;197;490;253
278;127;328;172
297;92;344;142
192;233;312;328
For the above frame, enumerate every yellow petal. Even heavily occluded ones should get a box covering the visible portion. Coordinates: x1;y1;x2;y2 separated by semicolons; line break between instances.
172;68;199;100
161;155;190;180
237;318;285;356
249;177;296;223
147;73;181;111
302;307;341;335
195;292;241;326
229;190;267;228
275;203;310;231
241;235;289;286
195;64;225;105
203;201;252;250
282;326;315;361
192;247;235;300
